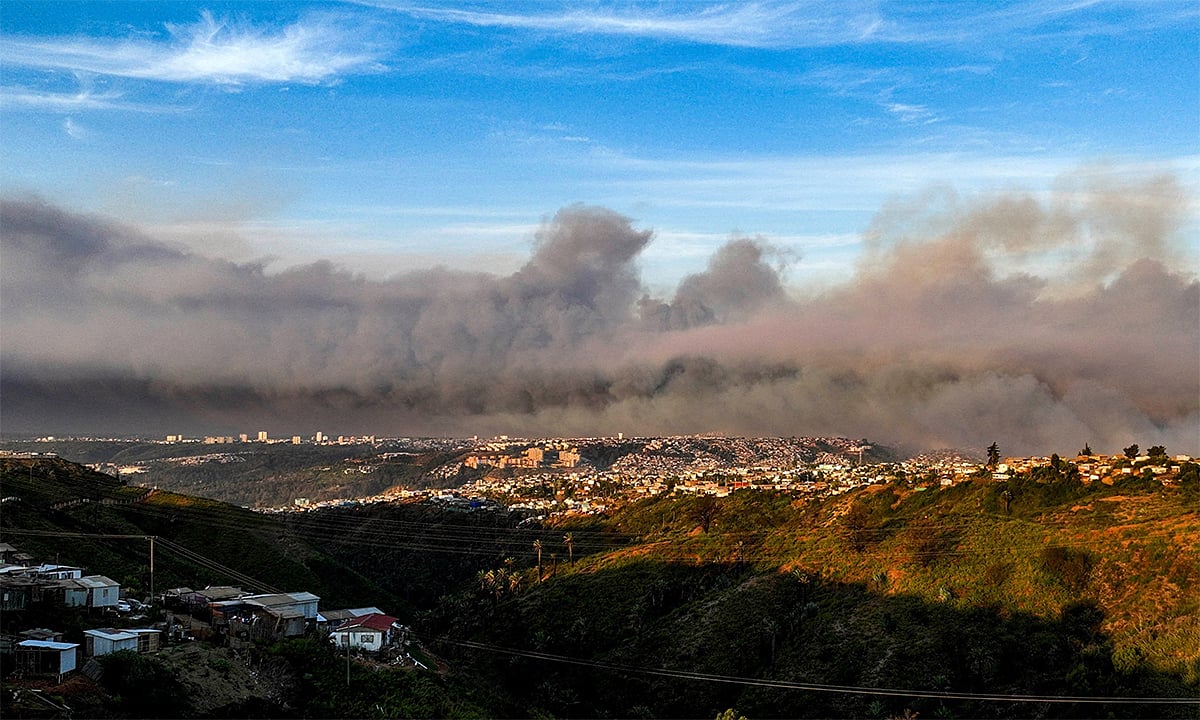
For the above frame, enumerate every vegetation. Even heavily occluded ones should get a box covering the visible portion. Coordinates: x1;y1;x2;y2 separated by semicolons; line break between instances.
2;457;1197;718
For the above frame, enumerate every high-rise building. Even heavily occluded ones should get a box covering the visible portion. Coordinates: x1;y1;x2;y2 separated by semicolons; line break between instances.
257;431;268;442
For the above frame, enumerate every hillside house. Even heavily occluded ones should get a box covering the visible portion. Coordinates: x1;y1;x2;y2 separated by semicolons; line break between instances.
128;628;162;653
213;592;319;641
317;607;384;631
27;564;84;580
243;591;320;620
179;585;246;609
53;578;89;607
15;640;78;678
76;575;120;608
329;613;400;652
83;628;139;657
0;576;34;610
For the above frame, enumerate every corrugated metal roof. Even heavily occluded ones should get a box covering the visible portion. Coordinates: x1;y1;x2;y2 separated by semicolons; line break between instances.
17;640;78;651
76;575;118;589
83;628;137;641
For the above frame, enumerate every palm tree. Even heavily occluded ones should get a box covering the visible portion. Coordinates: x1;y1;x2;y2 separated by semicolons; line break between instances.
563;533;575;565
532;540;544;582
986;442;1000;469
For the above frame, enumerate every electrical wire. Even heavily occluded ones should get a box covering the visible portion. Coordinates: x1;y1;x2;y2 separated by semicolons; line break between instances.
427;635;1200;706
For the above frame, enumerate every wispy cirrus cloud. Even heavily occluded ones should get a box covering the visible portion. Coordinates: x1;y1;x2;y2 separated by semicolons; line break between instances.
0;85;178;113
362;1;1196;49
0;11;384;85
367;1;884;48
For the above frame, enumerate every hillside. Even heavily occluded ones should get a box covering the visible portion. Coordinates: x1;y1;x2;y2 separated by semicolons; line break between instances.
297;468;1200;718
1;457;1197;718
1;439;477;507
0;457;395;612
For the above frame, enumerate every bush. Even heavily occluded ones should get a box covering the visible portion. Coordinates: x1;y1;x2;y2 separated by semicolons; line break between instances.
98;650;191;716
1040;546;1094;592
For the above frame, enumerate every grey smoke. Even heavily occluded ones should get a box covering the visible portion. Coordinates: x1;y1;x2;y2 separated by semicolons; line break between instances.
1;174;1196;455
639;237;787;330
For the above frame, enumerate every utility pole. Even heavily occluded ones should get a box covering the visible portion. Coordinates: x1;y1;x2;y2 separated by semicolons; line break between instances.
149;536;155;604
346;634;351;687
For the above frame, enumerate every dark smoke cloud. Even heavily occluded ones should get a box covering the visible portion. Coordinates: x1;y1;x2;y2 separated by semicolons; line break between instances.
1;174;1196;456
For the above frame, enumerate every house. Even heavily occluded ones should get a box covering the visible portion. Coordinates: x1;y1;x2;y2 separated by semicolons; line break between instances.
15;640;78;677
329;613;400;652
76;575;120;608
0;542;18;563
241;592;319;621
180;585;246;608
83;628;138;657
128;628;162;653
54;578;89;607
0;575;33;611
19;628;64;642
212;591;318;641
316;607;384;631
27;564;84;580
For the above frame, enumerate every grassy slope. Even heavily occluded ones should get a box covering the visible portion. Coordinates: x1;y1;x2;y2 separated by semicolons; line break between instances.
4;457;1196;718
429;475;1199;718
0;458;394;612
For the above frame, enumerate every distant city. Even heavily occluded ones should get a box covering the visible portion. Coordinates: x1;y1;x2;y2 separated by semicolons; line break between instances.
6;433;1191;520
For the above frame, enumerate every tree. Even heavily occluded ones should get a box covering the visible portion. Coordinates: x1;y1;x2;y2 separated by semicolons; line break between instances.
563;533;575;565
1079;443;1092;456
843;502;872;552
1124;444;1139;459
986;442;1001;469
532;539;543;582
1147;445;1166;459
689;495;720;533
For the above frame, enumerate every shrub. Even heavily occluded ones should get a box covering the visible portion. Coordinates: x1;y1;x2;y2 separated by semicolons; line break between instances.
1040;546;1094;592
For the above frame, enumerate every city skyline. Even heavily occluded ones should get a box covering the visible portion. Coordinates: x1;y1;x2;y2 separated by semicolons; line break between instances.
1;2;1197;454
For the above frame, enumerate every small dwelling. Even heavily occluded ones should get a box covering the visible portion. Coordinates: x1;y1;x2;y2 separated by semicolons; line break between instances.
16;640;79;677
128;628;162;653
330;613;400;652
77;575;120;608
83;628;138;657
317;607;384;632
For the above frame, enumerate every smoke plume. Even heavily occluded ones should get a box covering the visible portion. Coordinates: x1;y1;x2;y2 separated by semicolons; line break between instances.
2;173;1196;456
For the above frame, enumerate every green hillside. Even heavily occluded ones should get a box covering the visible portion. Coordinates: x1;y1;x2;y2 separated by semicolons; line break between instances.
411;472;1200;718
0;457;395;611
2;457;1197;718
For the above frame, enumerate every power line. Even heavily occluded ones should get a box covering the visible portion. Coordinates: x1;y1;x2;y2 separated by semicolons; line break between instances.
1;529;280;593
429;636;1200;706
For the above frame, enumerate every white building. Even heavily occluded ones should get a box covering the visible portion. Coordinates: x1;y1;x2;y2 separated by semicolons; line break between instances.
76;575;120;608
329;613;400;652
16;640;78;676
84;628;138;657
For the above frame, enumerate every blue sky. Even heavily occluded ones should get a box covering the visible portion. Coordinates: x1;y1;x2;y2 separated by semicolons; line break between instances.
2;1;1197;291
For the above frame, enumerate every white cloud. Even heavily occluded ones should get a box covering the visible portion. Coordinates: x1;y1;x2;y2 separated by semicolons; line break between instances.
884;102;939;124
62;118;87;139
0;11;383;85
373;2;884;48
363;1;1196;49
0;85;175;113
